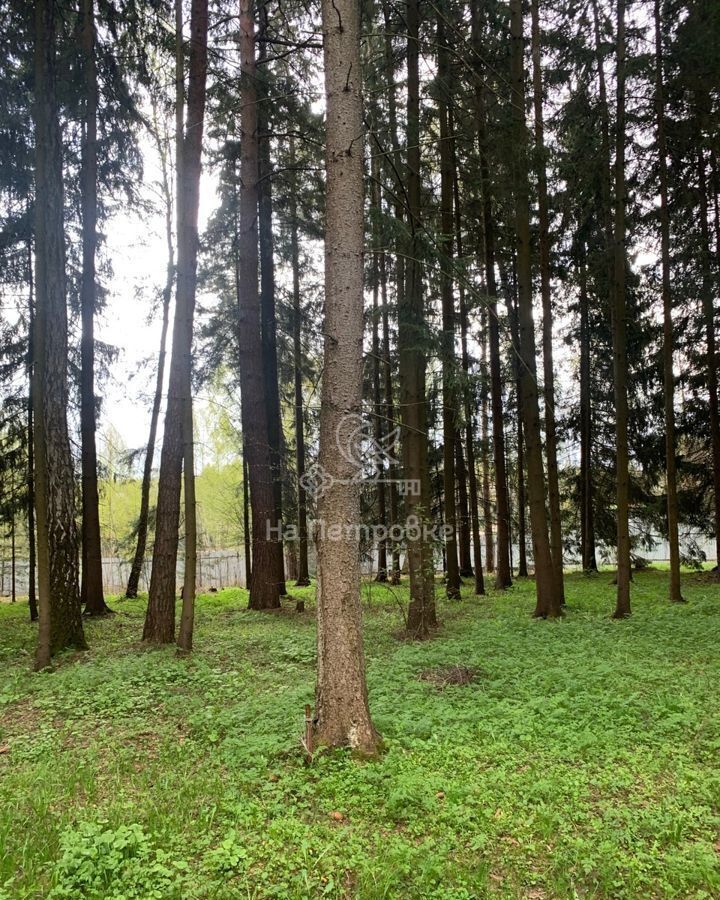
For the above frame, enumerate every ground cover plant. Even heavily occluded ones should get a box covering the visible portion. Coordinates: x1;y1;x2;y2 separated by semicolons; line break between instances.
1;569;719;899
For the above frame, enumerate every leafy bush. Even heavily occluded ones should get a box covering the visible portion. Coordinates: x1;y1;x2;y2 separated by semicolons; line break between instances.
50;822;187;899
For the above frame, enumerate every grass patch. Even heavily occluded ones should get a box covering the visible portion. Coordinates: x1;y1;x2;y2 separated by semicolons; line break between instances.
0;570;719;898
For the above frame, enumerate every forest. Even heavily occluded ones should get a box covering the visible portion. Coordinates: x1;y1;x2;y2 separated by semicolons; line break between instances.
0;0;719;896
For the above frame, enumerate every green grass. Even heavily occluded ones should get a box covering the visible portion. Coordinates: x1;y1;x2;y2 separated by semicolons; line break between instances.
1;570;719;898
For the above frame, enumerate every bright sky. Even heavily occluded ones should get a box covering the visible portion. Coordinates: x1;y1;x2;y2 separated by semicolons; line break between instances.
97;135;218;467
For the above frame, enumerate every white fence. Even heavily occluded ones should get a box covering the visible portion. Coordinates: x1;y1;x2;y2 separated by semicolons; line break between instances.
0;531;716;597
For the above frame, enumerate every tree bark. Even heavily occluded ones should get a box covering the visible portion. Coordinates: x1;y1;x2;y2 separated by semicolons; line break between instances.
402;0;437;635
33;0;86;668
289;138;310;587
176;0;198;650
143;0;208;642
257;3;286;595
177;379;197;650
176;0;206;651
437;13;461;600
237;0;281;611
653;0;682;603
79;0;109;616
611;0;631;619
509;0;558;617
313;0;379;754
530;0;564;603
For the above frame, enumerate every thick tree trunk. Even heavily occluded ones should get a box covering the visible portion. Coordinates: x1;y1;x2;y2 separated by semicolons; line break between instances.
437;14;461;600
33;0;86;669
257;4;286;596
177;385;197;650
653;0;682;603
611;0;631;619
176;0;198;653
472;0;512;589
530;0;564;603
289;139;310;587
313;0;379;754
509;0;558;617
143;0;208;642
176;0;204;650
237;0;281;611
698;151;720;567
402;0;437;636
79;0;109;616
578;246;597;573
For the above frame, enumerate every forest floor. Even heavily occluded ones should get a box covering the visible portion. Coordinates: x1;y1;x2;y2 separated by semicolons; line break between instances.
1;569;719;899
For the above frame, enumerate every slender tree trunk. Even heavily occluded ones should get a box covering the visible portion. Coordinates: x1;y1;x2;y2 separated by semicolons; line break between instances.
237;0;281;611
480;308;494;574
472;0;512;588
455;435;473;576
453;158;484;594
176;0;202;651
437;13;461;600
530;0;564;602
505;270;528;578
257;3;286;595
611;0;631;618
381;3;402;585
242;452;252;588
370;155;388;582
313;0;379;754
143;0;208;642
126;123;175;599
79;0;109;616
402;0;437;635
289;138;310;587
515;388;528;577
27;237;38;621
33;0;86;668
509;0;558;617
381;256;401;585
578;245;597;572
10;488;16;604
698;151;720;568
653;0;682;602
176;0;198;651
